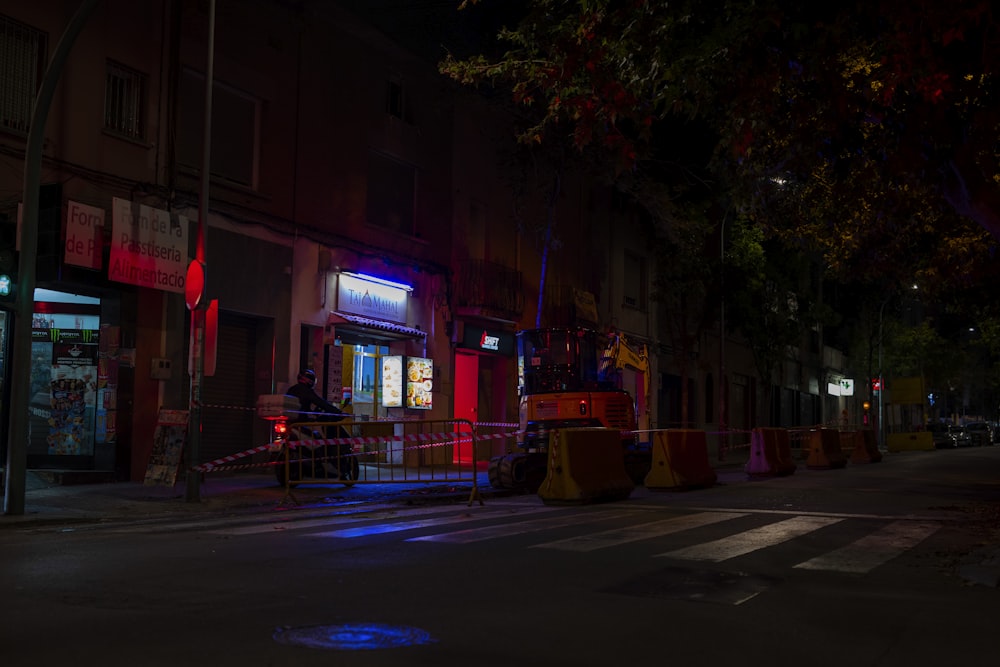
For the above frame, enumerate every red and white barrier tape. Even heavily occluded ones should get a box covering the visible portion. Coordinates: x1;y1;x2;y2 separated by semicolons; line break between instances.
192;425;687;474
192;443;277;472
289;430;519;450
192;429;523;473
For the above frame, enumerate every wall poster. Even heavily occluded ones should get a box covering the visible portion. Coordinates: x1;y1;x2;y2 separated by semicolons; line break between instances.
28;327;100;456
143;409;190;487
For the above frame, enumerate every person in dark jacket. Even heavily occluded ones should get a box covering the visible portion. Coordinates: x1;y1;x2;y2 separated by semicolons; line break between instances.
284;369;348;477
286;369;342;420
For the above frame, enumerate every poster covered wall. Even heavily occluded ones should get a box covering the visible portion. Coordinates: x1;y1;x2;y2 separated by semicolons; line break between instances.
28;328;99;456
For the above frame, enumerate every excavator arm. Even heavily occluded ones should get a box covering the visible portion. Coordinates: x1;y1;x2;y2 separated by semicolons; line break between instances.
600;333;650;408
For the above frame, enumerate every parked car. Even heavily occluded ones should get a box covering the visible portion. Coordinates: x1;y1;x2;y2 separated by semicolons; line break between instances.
965;421;993;447
928;422;954;448
948;424;973;447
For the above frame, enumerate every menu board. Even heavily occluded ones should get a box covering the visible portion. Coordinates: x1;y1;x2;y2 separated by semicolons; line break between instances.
381;356;404;407
406;356;433;410
381;355;433;409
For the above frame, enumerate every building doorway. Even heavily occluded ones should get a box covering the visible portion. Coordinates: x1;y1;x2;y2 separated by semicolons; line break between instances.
454;350;509;464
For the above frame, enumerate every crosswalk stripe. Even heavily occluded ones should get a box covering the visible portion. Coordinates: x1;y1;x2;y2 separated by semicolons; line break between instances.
659;515;843;562
207;504;473;536
311;506;559;538
208;505;556;535
209;506;484;535
793;520;941;573
407;509;638;543
532;511;749;552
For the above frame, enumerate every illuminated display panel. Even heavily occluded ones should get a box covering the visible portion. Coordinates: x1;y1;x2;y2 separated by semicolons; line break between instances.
381;356;403;407
406;357;433;409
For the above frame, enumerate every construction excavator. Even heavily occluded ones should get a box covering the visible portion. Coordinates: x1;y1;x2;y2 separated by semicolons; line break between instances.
488;326;651;491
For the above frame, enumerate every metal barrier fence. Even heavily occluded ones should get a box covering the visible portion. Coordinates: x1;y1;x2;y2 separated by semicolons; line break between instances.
272;417;484;506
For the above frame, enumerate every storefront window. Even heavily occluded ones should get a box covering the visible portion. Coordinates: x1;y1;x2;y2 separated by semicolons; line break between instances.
28;289;102;460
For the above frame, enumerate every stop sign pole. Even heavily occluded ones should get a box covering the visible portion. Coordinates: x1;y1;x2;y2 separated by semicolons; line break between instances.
186;0;215;504
185;260;206;503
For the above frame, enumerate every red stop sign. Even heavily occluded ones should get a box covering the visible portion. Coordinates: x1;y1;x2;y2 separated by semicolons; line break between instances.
185;260;206;310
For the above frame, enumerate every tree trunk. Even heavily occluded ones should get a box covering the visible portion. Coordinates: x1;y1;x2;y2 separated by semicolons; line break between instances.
535;171;561;328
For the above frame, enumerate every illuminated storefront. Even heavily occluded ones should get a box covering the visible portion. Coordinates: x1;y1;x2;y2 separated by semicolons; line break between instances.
453;321;516;462
317;272;428;422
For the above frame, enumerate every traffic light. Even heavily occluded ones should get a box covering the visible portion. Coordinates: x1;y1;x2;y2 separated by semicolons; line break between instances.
0;214;17;305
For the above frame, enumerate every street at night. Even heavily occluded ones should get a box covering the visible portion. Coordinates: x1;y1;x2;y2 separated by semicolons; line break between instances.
4;5;1000;666
2;447;998;666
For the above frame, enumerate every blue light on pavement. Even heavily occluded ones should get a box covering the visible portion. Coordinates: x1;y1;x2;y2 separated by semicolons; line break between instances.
273;623;436;651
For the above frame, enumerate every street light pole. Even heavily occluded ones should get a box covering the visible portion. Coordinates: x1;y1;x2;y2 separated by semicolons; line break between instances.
877;298;887;449
718;213;727;461
4;0;101;516
186;0;216;504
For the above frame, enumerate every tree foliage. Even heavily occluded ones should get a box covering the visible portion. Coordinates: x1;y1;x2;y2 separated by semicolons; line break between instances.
441;0;1000;404
442;0;1000;296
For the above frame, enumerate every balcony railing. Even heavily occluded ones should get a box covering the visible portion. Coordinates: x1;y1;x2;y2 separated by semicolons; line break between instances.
539;283;602;328
454;259;524;322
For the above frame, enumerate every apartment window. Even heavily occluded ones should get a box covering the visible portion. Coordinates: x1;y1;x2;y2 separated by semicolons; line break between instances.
386;76;413;123
104;60;146;140
623;251;647;310
386;78;404;119
177;68;259;188
367;151;415;235
0;15;46;134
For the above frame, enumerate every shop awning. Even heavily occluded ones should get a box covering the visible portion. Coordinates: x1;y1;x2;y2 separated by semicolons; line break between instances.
326;311;426;344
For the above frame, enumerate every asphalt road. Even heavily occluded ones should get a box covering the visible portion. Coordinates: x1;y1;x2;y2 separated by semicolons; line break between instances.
2;447;998;666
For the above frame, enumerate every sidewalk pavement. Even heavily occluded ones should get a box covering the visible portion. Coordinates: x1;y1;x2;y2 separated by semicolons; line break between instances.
2;458;753;529
1;469;507;529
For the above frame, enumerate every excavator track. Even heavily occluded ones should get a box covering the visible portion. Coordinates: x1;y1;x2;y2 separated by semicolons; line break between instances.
487;452;547;492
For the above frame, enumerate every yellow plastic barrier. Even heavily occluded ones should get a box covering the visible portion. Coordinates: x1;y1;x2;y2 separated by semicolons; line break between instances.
745;427;797;477
849;429;883;464
805;428;848;469
886;431;934;452
538;428;634;504
644;429;718;490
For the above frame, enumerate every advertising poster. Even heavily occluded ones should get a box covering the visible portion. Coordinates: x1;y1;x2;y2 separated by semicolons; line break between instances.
96;323;121;444
28;328;100;456
406;357;433;410
143;410;190;487
381;355;403;407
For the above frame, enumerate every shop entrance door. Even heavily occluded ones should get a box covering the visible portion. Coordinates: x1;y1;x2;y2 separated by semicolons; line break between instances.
347;343;388;421
454;352;478;463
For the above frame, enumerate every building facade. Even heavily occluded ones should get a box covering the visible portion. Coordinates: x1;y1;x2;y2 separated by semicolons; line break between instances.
0;0;856;484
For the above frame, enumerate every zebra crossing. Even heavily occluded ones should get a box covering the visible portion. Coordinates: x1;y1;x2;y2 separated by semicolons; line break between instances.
206;502;943;575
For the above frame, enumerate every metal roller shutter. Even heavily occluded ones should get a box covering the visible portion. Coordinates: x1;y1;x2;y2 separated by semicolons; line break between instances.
199;312;257;466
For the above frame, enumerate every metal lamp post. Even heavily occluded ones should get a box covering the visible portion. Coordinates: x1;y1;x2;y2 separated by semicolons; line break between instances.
877;298;887;449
